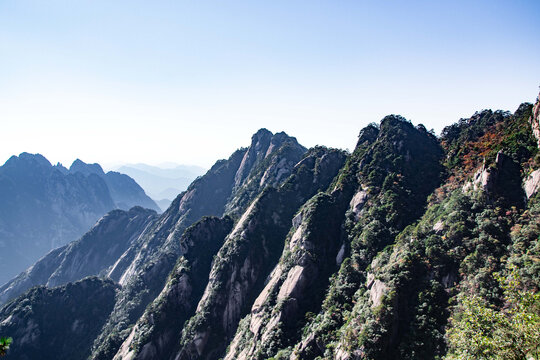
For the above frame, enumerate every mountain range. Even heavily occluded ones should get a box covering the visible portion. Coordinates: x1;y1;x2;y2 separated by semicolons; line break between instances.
0;155;159;285
0;94;539;359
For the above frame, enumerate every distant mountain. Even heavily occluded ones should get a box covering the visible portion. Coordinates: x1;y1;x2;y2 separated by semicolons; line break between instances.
115;163;206;210
0;154;159;285
70;159;160;212
119;163;206;179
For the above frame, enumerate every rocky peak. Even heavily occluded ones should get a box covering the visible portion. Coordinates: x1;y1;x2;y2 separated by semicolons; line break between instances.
2;153;53;174
252;128;273;147
70;159;105;176
233;129;306;188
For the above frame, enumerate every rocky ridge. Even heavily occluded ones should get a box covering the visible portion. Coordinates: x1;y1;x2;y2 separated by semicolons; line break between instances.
1;95;539;360
89;129;308;359
0;206;158;305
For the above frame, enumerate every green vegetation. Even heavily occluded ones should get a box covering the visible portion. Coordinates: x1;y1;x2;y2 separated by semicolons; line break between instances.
0;277;118;360
446;271;540;360
442;104;538;179
0;337;12;357
289;115;445;359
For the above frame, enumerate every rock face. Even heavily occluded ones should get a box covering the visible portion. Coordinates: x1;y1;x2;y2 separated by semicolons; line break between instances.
112;216;233;360
225;116;445;360
524;169;540;198
90;129;308;360
464;151;525;207
174;147;346;360
0;207;158;305
224;191;349;360
0;277;118;360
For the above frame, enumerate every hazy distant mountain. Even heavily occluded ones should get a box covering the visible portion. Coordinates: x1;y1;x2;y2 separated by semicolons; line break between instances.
0;153;159;286
119;163;206;179
115;163;206;210
70;159;160;212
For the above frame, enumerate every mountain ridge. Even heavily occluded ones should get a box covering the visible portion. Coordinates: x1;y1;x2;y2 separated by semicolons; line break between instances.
1;95;539;359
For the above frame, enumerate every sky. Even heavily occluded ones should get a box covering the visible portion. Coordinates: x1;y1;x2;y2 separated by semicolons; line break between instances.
1;0;539;169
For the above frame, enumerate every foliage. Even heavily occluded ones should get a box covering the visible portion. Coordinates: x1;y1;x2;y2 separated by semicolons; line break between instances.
0;277;117;360
0;337;12;357
446;271;540;360
442;104;538;181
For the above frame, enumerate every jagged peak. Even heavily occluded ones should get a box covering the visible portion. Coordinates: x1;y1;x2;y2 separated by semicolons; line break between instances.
253;127;273;137
4;152;52;168
69;158;105;175
271;131;300;144
249;129;303;151
250;128;273;147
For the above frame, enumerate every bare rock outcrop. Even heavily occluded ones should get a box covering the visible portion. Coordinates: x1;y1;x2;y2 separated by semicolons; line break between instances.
463;151;525;207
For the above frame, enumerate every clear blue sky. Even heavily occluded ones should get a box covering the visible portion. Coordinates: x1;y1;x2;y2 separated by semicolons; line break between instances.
1;0;539;168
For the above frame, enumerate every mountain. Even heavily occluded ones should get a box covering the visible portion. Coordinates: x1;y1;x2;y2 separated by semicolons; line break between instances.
0;206;158;305
0;154;159;286
70;159;160;212
115;164;207;210
1;95;539;360
0;277;118;360
91;128;309;359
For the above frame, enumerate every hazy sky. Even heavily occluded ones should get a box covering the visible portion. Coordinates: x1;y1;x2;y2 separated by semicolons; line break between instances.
1;1;539;168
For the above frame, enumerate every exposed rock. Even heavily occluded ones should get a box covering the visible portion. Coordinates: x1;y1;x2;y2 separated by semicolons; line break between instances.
224;190;349;360
349;187;369;220
524;169;540;199
225;130;307;216
91;130;310;359
178;148;346;360
0;153;160;286
367;272;388;308
335;243;346;265
432;220;445;234
463;162;492;193
112;216;233;360
277;265;307;300
9;100;539;360
463;151;525;207
233;129;273;187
